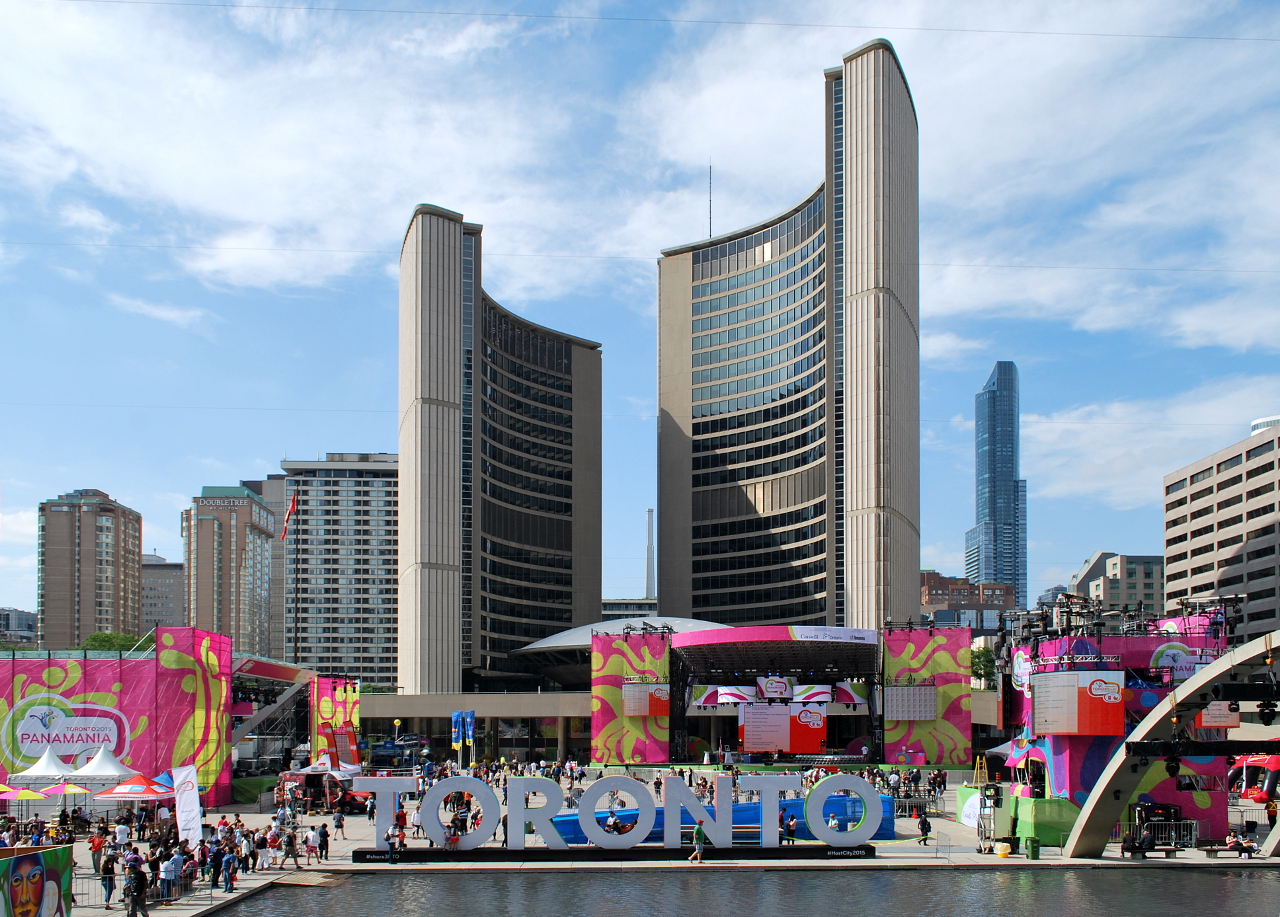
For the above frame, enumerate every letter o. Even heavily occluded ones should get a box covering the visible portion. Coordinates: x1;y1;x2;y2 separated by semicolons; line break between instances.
577;776;656;849
420;776;500;850
804;774;883;847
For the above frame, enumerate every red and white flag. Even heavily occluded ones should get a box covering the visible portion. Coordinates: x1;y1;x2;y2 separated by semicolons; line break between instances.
280;491;299;540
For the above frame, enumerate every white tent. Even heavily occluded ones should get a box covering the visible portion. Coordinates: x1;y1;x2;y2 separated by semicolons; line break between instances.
10;747;76;782
72;746;138;780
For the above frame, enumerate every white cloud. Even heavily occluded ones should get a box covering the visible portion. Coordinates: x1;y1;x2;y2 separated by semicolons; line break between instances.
109;294;210;329
921;542;965;576
920;331;989;365
1022;375;1280;510
59;202;119;240
0;508;37;545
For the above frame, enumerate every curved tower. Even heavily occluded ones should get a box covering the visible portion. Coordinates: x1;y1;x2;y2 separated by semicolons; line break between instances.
658;40;919;629
399;205;602;693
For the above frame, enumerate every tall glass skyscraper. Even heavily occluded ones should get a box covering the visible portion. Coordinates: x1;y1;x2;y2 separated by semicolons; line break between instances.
657;40;919;629
965;362;1027;609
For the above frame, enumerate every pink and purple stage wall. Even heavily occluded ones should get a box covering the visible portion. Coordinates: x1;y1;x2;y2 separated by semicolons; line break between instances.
883;629;973;766
590;633;670;765
311;675;361;761
0;627;233;805
1005;623;1229;835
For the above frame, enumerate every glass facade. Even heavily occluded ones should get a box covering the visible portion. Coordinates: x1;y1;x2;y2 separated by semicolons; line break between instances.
686;190;830;626
965;362;1028;608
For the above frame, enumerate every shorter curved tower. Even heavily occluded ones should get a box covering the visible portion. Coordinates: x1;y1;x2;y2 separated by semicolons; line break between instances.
658;40;919;629
399;205;602;693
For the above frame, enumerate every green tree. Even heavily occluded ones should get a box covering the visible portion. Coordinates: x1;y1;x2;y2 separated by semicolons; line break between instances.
76;631;155;652
970;645;996;690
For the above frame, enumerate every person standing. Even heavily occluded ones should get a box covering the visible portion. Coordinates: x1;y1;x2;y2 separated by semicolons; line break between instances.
115;821;131;853
688;820;708;865
317;823;330;862
366;798;376;823
333;810;346;840
158;849;175;902
126;864;150;917
101;853;118;910
255;831;270;871
221;846;238;894
305;827;319;865
411;806;423;839
90;830;107;874
785;814;797;845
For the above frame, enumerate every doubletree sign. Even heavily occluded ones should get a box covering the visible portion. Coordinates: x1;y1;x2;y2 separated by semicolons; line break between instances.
353;773;884;859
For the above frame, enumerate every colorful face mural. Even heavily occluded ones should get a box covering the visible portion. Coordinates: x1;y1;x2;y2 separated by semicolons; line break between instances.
0;847;73;917
590;634;670;765
883;629;972;765
0;628;232;805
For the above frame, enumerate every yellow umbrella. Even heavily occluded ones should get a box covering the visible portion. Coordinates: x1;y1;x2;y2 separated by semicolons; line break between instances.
39;783;92;795
0;789;48;800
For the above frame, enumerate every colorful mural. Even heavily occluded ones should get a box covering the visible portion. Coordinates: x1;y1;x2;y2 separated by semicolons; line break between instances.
0;627;232;804
0;846;74;917
311;675;361;761
590;633;670;765
883;629;972;765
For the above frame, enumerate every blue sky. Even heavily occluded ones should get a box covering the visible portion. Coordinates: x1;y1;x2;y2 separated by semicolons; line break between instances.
3;1;1280;611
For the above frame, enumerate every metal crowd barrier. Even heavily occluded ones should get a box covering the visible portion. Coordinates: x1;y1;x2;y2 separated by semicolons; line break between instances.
1111;820;1201;848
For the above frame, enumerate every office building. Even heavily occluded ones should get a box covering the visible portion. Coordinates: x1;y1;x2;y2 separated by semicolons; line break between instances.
243;475;288;660
1164;421;1280;645
964;362;1028;609
657;40;919;630
0;609;37;645
1037;584;1068;606
919;570;1014;621
140;552;185;631
399;204;603;693
1068;551;1164;611
280;454;399;685
181;486;274;656
601;599;659;621
37;489;142;649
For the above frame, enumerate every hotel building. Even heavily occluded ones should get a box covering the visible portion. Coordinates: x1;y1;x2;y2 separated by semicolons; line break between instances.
37;489;143;649
399;205;602;694
280;453;399;685
657;40;920;629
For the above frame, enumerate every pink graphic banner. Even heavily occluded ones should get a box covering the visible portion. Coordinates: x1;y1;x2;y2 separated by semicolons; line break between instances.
591;634;670;765
883;629;972;766
0;627;232;805
311;676;361;763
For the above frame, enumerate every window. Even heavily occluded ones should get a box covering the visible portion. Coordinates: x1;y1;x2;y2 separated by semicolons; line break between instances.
1248;544;1277;561
1247;567;1275;582
1190;524;1214;539
1219;574;1244;588
1218;454;1244;473
1167;588;1188;600
1247;439;1275;461
1218;514;1244;530
1190;563;1214;576
1218;555;1244;569
1166;478;1187;494
1218;473;1244;492
1190;507;1213;521
1247;460;1276;481
1248;523;1277;541
1248;587;1277;602
1191;486;1214;503
1191;468;1213;484
1191;582;1216;595
1219;535;1244;549
1247;481;1275;501
1166;533;1188;547
1248;504;1276;521
1166;570;1188;582
1166;497;1188;511
1191;543;1215;558
1247;609;1277;622
1167;551;1188;563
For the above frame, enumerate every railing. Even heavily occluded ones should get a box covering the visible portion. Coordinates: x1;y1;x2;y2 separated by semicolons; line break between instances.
72;867;213;910
894;797;946;819
1111;820;1201;848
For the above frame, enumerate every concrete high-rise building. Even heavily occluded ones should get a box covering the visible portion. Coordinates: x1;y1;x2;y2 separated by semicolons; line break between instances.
181;486;274;656
280;454;399;685
965;362;1028;609
1164;423;1280;645
1068;551;1164;611
37;489;142;649
657;40;919;629
140;552;185;632
399;206;603;693
0;608;38;645
243;475;288;660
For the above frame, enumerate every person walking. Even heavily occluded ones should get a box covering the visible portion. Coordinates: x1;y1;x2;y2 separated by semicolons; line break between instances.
125;864;150;917
916;814;931;846
688;820;708;865
333;810;346;840
366;798;376;823
220;846;238;894
317;823;330;862
100;853;118;910
283;829;302;870
305;827;319;865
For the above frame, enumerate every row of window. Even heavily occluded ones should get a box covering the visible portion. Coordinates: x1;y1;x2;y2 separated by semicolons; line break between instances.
692;520;826;558
479;597;573;623
692;289;824;353
481;420;573;465
1166;522;1276;549
482;344;572;392
692;266;826;335
481;480;571;516
481;558;573;588
482;362;573;411
482;302;573;375
693;388;823;438
694;308;825;372
693;501;825;540
481;440;572;482
694;405;824;454
693;558;826;592
482;461;573;500
692;249;825;317
481;400;573;447
694;443;825;488
692;578;826;608
1166;440;1275;494
483;386;572;430
693;424;825;470
692;365;825;420
480;577;571;606
692;327;825;386
692;539;826;574
693;346;825;404
690;193;823;267
693;604;826;625
481;538;572;570
692;230;825;302
479;616;567;642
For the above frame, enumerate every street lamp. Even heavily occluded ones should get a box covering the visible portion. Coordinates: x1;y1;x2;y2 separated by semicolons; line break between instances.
393;718;402;743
